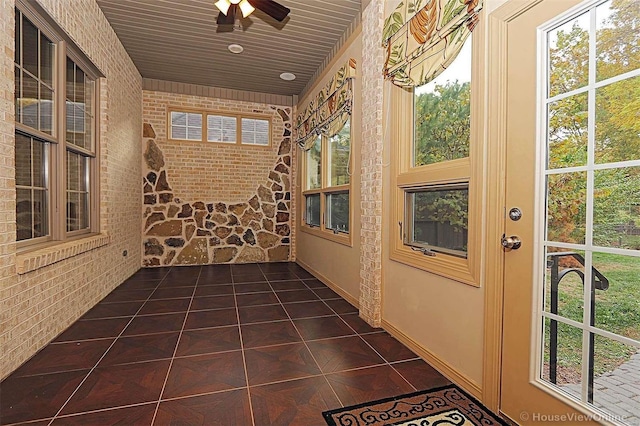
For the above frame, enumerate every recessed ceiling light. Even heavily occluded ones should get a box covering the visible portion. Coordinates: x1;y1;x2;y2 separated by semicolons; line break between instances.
280;72;296;81
228;44;244;54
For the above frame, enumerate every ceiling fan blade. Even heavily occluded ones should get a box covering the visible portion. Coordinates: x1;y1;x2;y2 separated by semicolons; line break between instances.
216;4;237;25
247;0;290;22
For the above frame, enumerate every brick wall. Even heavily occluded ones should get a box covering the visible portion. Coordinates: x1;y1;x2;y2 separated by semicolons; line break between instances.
359;0;385;327
0;0;142;379
142;90;294;266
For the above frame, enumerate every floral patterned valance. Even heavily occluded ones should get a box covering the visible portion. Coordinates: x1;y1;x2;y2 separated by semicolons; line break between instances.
382;0;482;88
295;59;357;150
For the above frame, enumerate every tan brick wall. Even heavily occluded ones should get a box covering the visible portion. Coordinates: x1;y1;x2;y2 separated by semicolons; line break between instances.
143;91;285;203
0;0;142;380
142;90;294;266
359;0;385;327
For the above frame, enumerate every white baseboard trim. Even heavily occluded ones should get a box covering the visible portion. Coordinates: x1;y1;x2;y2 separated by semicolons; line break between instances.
295;259;359;308
382;319;483;400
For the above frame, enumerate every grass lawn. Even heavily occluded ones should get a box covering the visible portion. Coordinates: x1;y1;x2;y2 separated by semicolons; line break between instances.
543;251;640;384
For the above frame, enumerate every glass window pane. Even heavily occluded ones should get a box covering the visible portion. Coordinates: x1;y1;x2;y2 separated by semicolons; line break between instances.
40;84;53;135
241;118;269;145
546;172;587;244
414;36;471;167
592;253;640;341
544;248;586;323
15;9;21;66
207;114;236;142
15;133;32;187
33;189;48;238
66;57;75;102
66;151;89;232
306;136;321;190
187;112;201;127
595;76;640;164
22;16;38;77
548;92;588;169
596;0;640;82
171;111;186;126
541;318;583;391
21;72;38;129
548;12;589;98
67;151;79;191
171;125;187;140
14;66;21;122
326;192;349;233
305;194;321;227
593;167;640;249
16;188;33;241
40;33;54;87
328;119;350;186
171;112;202;141
67;191;79;231
32;139;46;188
406;185;469;257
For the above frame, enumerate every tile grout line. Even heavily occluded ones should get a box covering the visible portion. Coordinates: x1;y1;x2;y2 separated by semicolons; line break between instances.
232;268;257;426
150;266;202;425
44;268;172;426
263;267;346;409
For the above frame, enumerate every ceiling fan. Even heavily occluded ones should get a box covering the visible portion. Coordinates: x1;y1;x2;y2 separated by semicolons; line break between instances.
215;0;290;25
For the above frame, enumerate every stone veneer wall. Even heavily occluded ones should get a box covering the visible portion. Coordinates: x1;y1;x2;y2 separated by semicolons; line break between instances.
359;0;385;327
1;0;142;379
142;90;294;266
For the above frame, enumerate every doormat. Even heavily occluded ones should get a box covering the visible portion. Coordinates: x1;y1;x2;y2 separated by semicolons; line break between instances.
323;384;508;426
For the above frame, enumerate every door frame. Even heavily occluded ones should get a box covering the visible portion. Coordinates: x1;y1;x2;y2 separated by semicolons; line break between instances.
481;0;546;414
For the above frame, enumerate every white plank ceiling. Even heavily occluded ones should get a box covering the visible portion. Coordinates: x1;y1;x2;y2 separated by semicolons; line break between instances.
95;0;362;96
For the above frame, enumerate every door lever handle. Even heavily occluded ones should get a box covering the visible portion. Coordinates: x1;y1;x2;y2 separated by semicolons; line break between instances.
501;234;522;250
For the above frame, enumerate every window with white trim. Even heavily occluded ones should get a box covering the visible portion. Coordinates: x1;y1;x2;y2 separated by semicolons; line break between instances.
15;4;100;245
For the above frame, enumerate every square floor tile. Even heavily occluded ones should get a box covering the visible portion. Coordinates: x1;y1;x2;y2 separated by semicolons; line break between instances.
306;336;385;373
132;268;170;280
312;287;341;300
184;308;237;330
194;284;234;297
197;274;233;285
232;273;267;284
283;301;334;319
156;276;198;289
324;299;358;314
232;264;262;274
100;332;179;366
362;332;418;363
340;314;382;334
162;351;245;399
258;263;293;273
325;365;415;406
101;288;155;303
303;279;327;289
293;316;354;341
235;292;279;307
190;295;236;311
80;301;143;320
116;279;160;291
250;376;340;426
61;360;170;415
241;320;301;348
176;326;241;357
54;317;130;342
391;359;451;390
12;339;113;377
276;289;319;303
0;370;88;424
149;287;194;300
122;313;186;336
264;271;300;281
270;280;307;291
51;403;156;425
238;305;289;324
244;343;321;386
139;298;191;315
156;389;252;426
292;269;315;279
234;282;273;294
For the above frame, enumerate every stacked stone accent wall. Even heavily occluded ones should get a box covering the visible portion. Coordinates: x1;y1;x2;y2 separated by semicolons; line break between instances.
359;0;386;327
1;0;142;380
142;94;293;266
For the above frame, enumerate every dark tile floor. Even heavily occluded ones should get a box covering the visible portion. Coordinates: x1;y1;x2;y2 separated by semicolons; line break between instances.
0;262;451;426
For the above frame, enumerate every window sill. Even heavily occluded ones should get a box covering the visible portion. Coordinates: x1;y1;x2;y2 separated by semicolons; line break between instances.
16;233;111;275
300;225;352;247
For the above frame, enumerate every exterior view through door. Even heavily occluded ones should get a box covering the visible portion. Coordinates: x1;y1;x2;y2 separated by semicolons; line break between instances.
498;0;639;424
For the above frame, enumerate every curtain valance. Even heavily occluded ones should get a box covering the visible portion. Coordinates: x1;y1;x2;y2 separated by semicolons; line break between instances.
382;0;482;88
295;59;356;150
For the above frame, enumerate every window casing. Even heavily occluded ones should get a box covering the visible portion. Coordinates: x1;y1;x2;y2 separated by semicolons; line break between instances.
302;119;352;245
390;31;484;286
15;4;101;248
167;109;271;147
